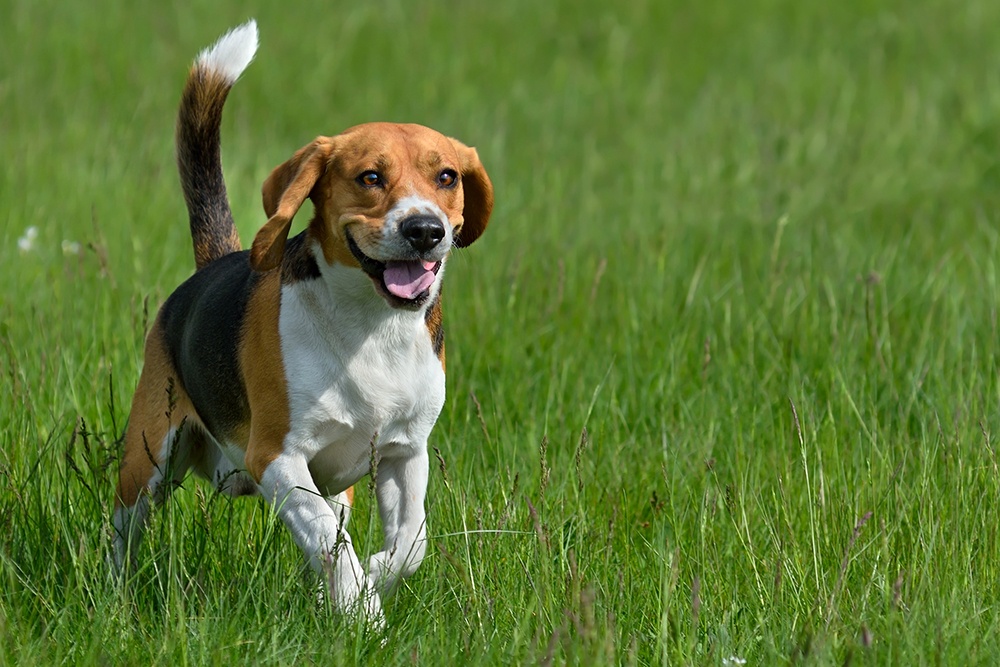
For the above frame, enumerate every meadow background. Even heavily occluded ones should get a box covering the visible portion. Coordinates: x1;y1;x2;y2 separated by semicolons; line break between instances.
2;0;1000;664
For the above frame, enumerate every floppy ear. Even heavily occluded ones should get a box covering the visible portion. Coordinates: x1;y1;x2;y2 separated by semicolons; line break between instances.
449;139;494;248
251;137;335;271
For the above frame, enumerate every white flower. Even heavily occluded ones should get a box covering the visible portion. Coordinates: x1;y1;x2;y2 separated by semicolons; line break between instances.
62;240;82;256
17;226;38;253
722;657;747;666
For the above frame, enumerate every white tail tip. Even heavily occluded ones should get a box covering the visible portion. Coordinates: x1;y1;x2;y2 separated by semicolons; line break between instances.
196;19;259;84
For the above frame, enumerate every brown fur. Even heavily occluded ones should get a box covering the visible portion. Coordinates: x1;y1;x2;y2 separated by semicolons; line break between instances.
116;318;206;507
448;140;494;248
250;123;493;274
238;270;292;482
425;293;446;368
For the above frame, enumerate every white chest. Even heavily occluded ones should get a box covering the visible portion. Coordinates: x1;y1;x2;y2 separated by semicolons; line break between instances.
276;276;445;492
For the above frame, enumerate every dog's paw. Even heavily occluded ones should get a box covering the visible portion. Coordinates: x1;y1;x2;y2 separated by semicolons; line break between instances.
319;555;386;631
315;584;387;637
359;586;387;634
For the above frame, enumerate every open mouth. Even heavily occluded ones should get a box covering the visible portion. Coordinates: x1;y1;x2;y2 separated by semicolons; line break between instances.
346;231;442;308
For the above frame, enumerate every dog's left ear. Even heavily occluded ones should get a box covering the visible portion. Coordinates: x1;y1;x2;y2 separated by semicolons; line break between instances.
251;137;336;272
449;139;494;248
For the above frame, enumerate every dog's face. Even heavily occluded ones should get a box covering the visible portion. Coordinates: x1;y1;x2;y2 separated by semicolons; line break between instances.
251;123;493;308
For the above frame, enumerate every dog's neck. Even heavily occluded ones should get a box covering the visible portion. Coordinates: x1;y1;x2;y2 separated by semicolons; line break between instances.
282;234;441;334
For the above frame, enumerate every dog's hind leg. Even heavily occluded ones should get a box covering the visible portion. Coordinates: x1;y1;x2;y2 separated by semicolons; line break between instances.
113;323;204;571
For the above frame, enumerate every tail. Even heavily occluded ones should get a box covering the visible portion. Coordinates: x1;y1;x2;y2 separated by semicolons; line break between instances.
176;20;259;270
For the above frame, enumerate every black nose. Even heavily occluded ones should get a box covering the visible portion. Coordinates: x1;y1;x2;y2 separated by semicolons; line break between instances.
400;215;446;252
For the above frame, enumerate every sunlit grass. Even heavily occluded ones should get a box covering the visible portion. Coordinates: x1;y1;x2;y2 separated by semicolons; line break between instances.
3;0;1000;663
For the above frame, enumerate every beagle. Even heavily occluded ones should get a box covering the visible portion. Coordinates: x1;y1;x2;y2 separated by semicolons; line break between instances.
113;20;493;625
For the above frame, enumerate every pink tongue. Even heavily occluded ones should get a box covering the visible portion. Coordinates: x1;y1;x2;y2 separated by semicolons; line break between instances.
383;260;438;299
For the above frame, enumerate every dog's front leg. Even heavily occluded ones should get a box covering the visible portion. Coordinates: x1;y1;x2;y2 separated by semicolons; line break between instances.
368;448;429;598
257;453;384;625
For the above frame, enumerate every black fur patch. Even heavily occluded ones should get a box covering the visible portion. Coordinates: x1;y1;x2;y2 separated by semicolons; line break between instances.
160;251;257;440
281;232;321;283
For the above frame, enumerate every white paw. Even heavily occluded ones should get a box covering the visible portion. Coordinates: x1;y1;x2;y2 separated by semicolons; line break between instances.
333;583;385;632
320;556;386;631
359;586;387;633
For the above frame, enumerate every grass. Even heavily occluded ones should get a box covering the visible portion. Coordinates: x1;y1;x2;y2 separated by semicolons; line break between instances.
3;0;1000;663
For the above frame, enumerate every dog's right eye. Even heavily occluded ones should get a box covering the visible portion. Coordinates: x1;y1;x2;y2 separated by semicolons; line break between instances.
356;171;382;188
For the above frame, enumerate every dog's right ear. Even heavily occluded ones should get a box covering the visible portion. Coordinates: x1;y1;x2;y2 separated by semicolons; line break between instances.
251;137;335;272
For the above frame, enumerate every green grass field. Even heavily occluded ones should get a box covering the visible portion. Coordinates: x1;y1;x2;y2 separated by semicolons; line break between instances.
3;0;1000;663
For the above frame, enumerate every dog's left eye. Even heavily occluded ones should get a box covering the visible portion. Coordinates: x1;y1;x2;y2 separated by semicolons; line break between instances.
356;171;383;188
437;169;458;188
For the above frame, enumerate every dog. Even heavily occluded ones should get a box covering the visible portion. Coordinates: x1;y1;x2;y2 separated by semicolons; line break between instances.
113;20;493;625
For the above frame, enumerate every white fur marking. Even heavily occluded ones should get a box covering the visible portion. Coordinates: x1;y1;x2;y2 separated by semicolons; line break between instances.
260;245;443;617
259;455;385;626
196;19;259;84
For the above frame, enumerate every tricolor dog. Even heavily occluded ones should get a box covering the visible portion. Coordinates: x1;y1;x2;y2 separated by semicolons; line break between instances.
113;20;493;624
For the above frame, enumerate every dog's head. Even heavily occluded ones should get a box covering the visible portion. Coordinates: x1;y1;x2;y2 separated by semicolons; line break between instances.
250;122;493;308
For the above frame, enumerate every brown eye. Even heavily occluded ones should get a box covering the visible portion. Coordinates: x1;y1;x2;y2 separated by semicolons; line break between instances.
356;171;382;188
437;169;458;188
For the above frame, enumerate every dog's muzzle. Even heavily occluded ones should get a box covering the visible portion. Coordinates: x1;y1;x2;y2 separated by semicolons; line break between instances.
346;228;443;309
400;215;446;253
